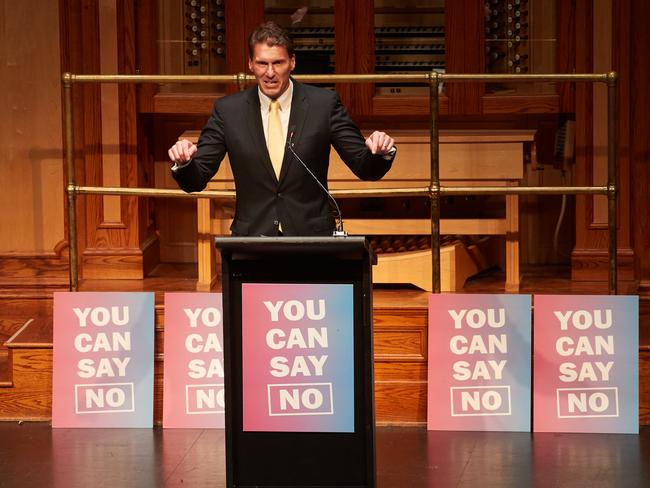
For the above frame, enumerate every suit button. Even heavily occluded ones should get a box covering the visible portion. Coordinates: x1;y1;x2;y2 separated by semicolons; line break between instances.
273;220;279;226
277;192;282;197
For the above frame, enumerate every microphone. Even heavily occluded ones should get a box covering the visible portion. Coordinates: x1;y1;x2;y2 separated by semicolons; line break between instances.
287;128;347;237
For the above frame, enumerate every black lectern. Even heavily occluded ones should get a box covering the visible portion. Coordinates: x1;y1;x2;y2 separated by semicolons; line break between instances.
215;237;376;488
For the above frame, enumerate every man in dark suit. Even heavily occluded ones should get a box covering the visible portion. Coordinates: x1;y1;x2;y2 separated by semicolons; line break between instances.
168;21;396;236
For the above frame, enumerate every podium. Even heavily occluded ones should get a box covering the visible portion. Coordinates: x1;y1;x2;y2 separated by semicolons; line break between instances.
216;237;376;488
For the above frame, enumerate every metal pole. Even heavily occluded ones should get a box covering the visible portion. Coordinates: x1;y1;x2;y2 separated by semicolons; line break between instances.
236;72;247;92
63;73;78;291
607;72;618;294
430;72;441;293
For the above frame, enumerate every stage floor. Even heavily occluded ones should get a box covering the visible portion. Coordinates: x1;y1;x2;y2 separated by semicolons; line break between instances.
0;422;648;487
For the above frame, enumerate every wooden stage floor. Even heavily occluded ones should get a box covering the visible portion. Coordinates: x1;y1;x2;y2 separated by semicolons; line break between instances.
0;422;648;487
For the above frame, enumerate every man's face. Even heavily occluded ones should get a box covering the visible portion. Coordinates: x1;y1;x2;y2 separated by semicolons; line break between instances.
248;42;296;99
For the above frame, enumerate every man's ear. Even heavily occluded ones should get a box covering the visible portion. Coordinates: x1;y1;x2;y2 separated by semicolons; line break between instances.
290;55;296;72
248;58;254;72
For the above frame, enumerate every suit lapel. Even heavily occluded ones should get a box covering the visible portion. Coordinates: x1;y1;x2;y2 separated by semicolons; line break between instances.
245;88;279;183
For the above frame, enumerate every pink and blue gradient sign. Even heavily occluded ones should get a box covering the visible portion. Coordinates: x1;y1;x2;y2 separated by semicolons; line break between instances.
533;295;638;433
163;293;225;428
52;292;154;428
427;294;532;432
241;283;354;433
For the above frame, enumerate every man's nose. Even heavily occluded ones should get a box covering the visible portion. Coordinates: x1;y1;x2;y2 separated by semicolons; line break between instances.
266;65;275;77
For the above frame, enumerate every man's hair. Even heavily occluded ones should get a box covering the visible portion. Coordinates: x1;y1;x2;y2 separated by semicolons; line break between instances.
248;21;294;58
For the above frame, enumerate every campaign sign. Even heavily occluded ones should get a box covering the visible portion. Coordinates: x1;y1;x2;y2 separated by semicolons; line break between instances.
52;292;154;428
427;294;532;431
533;295;638;433
242;283;354;433
163;293;225;428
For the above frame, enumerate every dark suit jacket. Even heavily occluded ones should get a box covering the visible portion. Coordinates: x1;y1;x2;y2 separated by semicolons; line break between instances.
172;80;394;236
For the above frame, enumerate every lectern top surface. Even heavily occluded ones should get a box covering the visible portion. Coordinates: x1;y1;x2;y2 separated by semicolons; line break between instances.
215;236;373;260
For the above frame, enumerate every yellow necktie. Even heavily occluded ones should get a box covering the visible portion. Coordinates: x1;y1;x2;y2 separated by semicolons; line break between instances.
268;100;284;179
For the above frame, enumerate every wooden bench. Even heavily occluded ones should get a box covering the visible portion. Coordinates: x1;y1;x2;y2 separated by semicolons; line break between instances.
181;129;536;291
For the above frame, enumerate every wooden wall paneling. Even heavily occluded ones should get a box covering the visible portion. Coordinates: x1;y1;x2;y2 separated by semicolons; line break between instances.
62;0;104;278
352;0;375;116
334;0;355;110
120;0;159;275
557;0;576;113
630;0;650;294
137;113;160;274
224;0;264;92
373;307;428;425
482;95;560;114
100;0;123;226
572;0;594;277
225;0;250;78
0;0;69;287
611;0;633;281
591;0;611;227
135;0;157;113
153;116;206;264
444;0;484;115
59;0;88;283
244;0;266;54
572;0;635;284
84;0;133;278
58;1;158;280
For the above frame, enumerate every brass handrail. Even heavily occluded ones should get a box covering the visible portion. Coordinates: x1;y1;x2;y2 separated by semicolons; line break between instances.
62;72;617;294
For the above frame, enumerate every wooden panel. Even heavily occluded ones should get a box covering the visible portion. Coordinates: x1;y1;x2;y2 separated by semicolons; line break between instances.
591;0;611;226
186;128;532;186
154;355;164;425
0;0;64;254
374;308;428;327
134;0;157;113
557;0;576;113
572;0;635;285
0;254;69;288
374;362;427;382
373;95;449;116
153;93;222;114
373;305;427;424
56;1;160;280
242;0;265;64
0;0;68;286
345;219;506;235
334;0;355;109
0;349;53;420
572;248;635;282
328;130;530;182
374;329;426;360
629;0;650;292
82;250;150;280
482;95;560;114
99;0;122;224
352;0;375;116
640;350;650;424
374;382;426;425
444;0;484;114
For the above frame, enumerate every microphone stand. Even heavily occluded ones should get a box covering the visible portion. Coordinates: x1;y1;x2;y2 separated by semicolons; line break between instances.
287;131;347;237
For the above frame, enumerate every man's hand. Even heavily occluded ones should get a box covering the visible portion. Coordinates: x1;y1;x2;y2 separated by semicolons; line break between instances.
168;139;197;166
365;131;395;155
